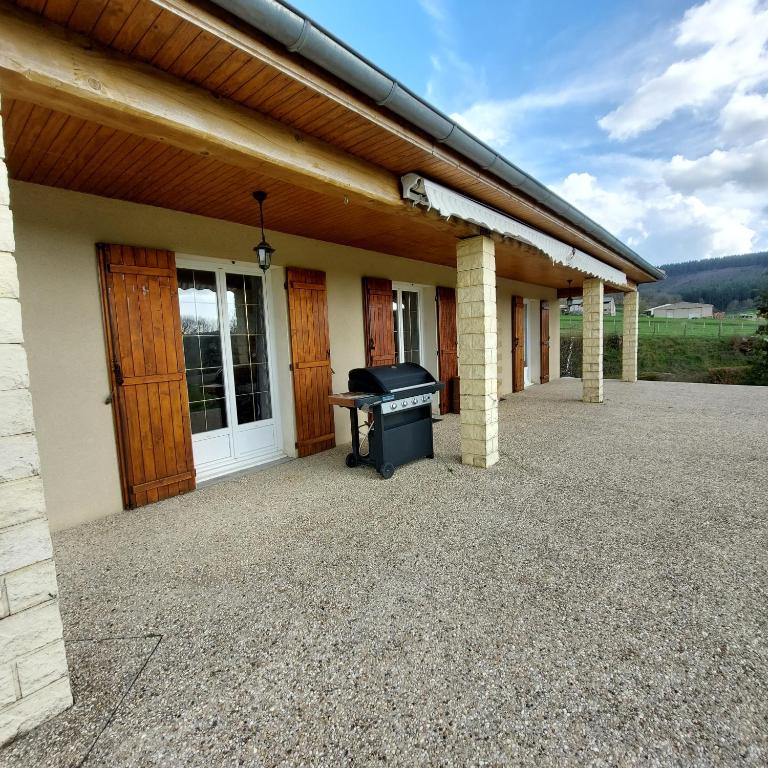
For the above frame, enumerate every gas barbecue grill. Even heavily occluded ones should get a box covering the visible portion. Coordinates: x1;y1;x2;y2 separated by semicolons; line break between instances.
329;363;445;479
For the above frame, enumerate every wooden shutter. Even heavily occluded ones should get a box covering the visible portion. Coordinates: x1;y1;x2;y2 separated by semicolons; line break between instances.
540;301;550;384
98;244;195;508
436;286;459;414
286;268;336;457
363;277;396;367
512;295;525;393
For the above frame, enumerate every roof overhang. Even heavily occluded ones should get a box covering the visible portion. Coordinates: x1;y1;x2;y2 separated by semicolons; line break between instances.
211;0;665;284
402;174;629;289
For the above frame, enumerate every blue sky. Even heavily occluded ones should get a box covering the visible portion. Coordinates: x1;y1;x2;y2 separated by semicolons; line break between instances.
290;0;768;266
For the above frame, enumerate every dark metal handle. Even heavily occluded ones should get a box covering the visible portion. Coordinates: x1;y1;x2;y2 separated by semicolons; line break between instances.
113;360;124;386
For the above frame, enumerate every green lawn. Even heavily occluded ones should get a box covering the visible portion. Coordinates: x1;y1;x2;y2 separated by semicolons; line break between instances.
559;310;762;383
561;310;763;338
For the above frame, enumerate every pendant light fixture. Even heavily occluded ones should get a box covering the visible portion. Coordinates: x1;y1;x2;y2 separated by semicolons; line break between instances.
252;191;275;273
566;279;574;308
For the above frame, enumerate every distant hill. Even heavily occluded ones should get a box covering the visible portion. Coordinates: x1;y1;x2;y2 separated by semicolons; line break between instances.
638;252;768;312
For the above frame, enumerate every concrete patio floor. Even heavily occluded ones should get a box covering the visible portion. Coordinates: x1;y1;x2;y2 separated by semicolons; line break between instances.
2;379;766;767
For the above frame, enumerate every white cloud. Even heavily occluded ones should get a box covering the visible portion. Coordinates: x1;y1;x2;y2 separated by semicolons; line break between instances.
552;172;758;260
599;0;768;140
719;90;768;143
450;83;614;150
664;139;768;191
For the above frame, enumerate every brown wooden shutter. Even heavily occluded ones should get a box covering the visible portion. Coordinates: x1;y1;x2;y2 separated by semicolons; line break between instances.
540;300;550;384
363;277;396;367
98;244;195;508
436;286;459;415
512;295;525;393
286;268;336;457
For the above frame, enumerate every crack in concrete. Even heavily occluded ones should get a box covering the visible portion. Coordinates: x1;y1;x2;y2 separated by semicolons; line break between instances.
73;633;163;768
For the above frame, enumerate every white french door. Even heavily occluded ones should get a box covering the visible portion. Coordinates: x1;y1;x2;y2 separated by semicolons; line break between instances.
523;299;531;386
176;257;282;481
392;283;423;365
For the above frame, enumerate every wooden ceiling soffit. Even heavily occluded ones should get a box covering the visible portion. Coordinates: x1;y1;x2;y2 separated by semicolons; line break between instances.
0;5;403;214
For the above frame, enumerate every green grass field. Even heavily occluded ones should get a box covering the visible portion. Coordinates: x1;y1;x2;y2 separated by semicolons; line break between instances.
561;310;763;338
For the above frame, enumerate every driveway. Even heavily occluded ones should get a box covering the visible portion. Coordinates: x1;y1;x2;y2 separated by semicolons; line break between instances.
2;379;766;767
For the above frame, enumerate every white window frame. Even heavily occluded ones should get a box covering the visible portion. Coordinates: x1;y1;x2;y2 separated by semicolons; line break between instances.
392;281;425;366
176;254;284;480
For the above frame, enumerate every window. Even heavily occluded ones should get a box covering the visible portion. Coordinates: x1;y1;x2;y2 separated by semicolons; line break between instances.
392;284;421;364
225;273;272;425
178;268;227;434
178;267;273;436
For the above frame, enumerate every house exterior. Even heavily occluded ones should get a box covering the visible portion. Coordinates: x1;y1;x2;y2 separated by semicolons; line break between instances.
648;302;713;318
562;296;616;315
0;0;663;743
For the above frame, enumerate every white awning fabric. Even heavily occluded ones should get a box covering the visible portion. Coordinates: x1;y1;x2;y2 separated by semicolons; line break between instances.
401;173;628;288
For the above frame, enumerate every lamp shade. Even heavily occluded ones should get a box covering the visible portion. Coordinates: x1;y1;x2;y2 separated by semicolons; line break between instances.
254;239;274;272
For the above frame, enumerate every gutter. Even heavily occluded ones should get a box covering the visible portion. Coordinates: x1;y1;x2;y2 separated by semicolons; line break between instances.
210;0;665;282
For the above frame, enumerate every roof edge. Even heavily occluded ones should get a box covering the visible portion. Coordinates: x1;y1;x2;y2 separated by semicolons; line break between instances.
209;0;665;281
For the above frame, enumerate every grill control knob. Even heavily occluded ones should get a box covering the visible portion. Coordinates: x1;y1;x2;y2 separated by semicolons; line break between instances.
412;398;418;405
389;402;397;411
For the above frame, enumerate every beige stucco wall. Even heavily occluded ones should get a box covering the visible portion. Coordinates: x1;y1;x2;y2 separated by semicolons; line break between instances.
11;182;560;530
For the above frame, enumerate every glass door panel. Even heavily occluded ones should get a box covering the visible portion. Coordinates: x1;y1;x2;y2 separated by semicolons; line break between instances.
177;268;227;434
392;285;422;365
225;273;272;425
401;290;420;363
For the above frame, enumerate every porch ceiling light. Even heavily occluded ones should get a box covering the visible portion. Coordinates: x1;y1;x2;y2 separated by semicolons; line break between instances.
252;191;275;272
566;279;574;307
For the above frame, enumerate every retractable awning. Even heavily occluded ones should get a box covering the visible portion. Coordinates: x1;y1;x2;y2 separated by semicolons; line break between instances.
401;173;628;288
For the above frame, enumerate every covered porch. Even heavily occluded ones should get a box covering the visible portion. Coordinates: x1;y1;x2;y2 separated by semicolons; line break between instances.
0;0;658;745
2;379;767;765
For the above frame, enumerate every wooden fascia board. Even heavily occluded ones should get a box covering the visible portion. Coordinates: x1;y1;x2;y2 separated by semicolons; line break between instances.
153;0;654;283
0;4;403;213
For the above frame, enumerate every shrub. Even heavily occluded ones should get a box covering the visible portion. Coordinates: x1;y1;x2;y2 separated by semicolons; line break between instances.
706;366;751;385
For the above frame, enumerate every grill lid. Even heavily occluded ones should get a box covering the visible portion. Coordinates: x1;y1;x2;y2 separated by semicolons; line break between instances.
348;362;437;394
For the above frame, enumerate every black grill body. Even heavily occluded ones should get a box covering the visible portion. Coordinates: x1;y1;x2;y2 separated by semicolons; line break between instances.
344;363;444;479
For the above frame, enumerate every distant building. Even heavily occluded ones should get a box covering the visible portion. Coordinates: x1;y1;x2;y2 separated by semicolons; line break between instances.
561;296;616;316
648;302;714;319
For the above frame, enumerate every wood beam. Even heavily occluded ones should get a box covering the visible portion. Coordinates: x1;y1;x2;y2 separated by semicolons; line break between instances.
0;5;403;213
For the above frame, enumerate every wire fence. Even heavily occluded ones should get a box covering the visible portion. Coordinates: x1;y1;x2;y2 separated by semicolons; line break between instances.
560;313;764;339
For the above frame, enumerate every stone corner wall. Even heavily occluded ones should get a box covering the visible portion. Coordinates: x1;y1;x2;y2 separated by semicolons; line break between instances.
0;100;73;747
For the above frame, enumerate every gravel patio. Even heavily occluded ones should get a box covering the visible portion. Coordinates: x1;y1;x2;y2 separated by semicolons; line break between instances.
2;379;766;767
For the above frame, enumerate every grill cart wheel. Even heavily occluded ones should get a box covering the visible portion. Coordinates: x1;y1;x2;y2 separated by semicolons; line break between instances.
345;453;358;468
380;463;395;480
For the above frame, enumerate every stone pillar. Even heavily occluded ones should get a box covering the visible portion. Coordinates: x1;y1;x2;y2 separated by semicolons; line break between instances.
622;290;639;382
457;236;498;468
582;278;604;403
0;96;72;746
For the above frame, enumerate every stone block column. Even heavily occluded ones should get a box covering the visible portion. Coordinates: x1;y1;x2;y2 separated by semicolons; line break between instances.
0;96;73;746
622;290;639;382
457;236;498;468
582;278;604;403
